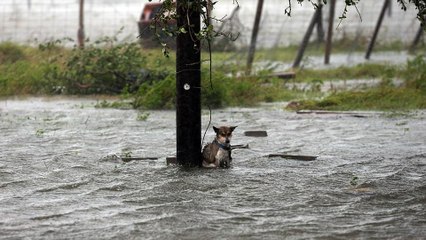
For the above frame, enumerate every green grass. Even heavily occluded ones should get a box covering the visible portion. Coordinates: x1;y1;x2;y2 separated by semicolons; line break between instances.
293;87;426;111
132;67;314;109
0;60;49;95
295;63;400;82
290;56;426;111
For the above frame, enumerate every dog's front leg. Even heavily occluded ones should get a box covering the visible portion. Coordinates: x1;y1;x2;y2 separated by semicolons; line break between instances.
214;155;221;168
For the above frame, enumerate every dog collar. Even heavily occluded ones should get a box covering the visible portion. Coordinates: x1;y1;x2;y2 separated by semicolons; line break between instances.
214;139;231;150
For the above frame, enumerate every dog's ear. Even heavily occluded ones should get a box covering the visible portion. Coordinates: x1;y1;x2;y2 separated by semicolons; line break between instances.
213;126;219;134
230;126;237;132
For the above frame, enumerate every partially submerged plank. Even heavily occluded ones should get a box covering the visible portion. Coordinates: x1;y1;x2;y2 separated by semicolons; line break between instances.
296;110;380;117
244;131;268;137
268;154;318;161
122;157;158;162
297;110;357;114
231;144;250;150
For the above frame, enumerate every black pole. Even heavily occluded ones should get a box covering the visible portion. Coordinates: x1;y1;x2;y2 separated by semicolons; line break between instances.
246;0;264;75
176;0;202;167
293;5;323;68
324;0;335;64
366;0;390;60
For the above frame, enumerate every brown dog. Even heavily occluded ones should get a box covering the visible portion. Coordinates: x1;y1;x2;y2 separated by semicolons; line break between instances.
202;126;237;168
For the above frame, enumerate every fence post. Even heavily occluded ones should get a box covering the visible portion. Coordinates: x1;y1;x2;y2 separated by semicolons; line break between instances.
293;5;323;68
366;0;390;60
316;1;325;44
176;0;202;167
78;0;85;48
246;0;264;75
324;0;335;64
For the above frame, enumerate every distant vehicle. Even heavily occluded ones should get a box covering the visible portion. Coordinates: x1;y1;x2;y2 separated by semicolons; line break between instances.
138;2;176;48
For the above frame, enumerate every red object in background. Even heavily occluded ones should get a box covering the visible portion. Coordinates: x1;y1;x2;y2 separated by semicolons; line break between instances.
138;2;176;48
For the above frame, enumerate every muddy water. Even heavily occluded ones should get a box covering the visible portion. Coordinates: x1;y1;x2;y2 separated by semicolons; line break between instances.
1;98;425;239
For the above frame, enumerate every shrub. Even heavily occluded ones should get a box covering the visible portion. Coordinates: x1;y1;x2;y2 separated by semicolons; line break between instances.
133;73;176;109
132;68;268;109
0;42;26;64
44;37;148;94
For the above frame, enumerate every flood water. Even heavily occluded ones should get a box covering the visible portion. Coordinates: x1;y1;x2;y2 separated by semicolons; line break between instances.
1;97;425;239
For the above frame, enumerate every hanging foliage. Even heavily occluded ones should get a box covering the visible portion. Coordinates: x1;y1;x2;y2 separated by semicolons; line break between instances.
144;0;424;54
396;0;426;29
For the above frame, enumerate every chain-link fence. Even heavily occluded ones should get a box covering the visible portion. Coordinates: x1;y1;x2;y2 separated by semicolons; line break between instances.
0;0;423;48
0;0;142;45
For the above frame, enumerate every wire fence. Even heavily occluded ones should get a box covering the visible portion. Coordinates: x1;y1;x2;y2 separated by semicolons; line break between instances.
0;0;143;45
0;0;423;49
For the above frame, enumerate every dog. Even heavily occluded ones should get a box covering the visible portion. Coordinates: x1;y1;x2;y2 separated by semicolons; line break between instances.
202;126;237;168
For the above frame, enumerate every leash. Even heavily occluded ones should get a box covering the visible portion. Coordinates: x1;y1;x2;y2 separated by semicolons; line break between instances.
201;27;214;150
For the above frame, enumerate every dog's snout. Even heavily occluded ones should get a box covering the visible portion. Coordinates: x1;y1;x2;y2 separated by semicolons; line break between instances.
225;138;230;144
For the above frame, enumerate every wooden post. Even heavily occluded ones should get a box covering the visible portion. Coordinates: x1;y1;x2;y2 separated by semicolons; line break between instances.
78;0;85;48
293;5;323;68
316;0;325;44
176;0;202;167
387;0;392;17
324;0;336;64
365;0;390;60
246;0;264;75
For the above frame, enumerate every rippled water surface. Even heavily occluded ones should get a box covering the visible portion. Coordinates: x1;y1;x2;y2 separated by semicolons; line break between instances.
1;97;425;239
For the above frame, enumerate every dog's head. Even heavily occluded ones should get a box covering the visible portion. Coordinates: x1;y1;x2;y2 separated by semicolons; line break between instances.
213;126;237;146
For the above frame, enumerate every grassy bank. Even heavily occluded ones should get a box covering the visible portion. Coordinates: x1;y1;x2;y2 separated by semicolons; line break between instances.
0;41;425;110
291;87;426;111
0;40;316;108
289;56;426;111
